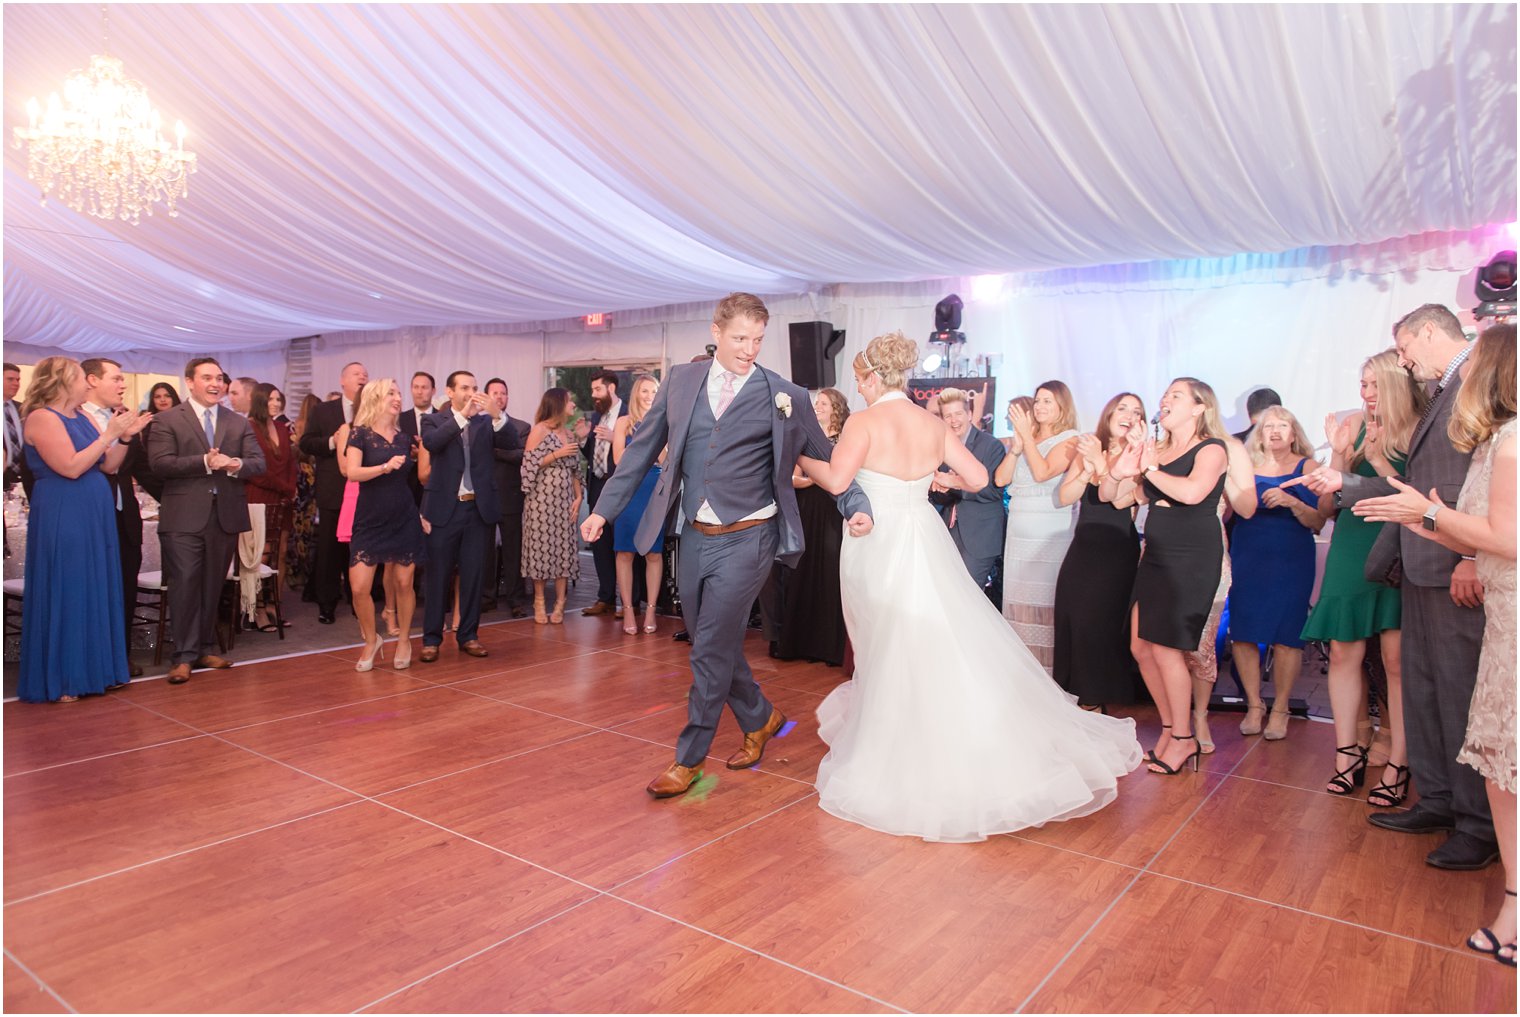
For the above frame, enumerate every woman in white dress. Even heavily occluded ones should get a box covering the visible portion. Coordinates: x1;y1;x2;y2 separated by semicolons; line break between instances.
993;381;1081;672
799;333;1142;843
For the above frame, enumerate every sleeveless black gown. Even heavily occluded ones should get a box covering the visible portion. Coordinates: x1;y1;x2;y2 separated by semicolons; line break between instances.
1131;438;1228;650
1053;484;1141;705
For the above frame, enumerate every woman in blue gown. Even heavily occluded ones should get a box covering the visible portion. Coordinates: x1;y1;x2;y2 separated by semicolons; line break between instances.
1228;406;1324;741
612;374;667;634
19;357;150;702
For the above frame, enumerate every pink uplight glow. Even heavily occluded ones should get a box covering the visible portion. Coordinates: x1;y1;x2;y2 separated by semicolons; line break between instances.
1505;222;1520;244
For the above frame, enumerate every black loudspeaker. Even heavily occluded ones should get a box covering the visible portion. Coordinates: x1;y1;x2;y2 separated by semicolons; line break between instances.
789;321;846;389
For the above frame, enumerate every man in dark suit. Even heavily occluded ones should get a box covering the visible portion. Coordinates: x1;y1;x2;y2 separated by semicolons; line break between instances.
484;377;532;617
298;361;367;624
1293;304;1495;871
3;362;21;493
398;370;435;506
81;358;162;678
148;357;265;685
932;387;1008;602
579;369;627;616
418;370;520;662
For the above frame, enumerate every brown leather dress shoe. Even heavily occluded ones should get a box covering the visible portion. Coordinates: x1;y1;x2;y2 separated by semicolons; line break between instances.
459;640;489;657
418;645;440;663
166;663;192;685
194;655;233;670
581;601;614;617
726;708;786;769
647;762;703;798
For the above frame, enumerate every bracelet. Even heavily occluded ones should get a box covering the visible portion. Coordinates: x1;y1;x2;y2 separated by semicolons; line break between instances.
1461;554;1476;561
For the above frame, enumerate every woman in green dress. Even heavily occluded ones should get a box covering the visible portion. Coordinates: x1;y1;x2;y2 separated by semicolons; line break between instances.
1302;350;1427;804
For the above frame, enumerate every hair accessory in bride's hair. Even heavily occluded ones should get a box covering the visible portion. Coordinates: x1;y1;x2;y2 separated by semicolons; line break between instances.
859;350;880;376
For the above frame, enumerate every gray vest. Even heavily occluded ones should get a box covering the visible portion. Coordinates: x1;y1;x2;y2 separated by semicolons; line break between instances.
680;371;777;524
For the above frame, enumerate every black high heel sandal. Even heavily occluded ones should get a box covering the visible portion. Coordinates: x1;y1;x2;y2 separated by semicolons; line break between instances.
1468;889;1517;966
1148;733;1201;775
1367;763;1410;807
1325;744;1368;795
1146;723;1171;767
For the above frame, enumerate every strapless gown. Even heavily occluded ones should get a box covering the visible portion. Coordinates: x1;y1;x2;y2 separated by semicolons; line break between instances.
816;468;1144;842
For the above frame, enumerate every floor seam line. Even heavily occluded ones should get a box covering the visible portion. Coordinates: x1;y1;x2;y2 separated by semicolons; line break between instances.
3;946;79;1014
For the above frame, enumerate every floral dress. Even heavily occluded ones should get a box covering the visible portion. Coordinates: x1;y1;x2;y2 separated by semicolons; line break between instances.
521;429;582;581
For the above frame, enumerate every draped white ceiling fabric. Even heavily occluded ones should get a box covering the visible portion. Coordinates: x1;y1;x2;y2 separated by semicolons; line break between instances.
2;3;1515;355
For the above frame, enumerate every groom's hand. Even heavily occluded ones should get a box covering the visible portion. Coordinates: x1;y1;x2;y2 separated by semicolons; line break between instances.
581;514;607;543
845;512;873;537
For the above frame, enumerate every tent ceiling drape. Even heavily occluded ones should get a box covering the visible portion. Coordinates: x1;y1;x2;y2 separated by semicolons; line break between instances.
3;3;1515;353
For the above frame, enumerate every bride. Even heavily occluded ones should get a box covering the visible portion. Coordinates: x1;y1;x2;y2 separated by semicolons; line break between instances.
799;332;1143;842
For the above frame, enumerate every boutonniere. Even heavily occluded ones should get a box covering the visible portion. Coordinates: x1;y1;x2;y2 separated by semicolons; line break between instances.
775;393;792;419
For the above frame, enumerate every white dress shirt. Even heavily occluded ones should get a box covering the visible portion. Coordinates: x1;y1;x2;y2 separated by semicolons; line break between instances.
592;396;622;478
189;397;240;477
450;407;508;497
81;401;123;509
696;360;777;525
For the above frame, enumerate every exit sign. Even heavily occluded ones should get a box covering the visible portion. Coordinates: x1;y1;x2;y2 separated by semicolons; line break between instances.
584;313;611;331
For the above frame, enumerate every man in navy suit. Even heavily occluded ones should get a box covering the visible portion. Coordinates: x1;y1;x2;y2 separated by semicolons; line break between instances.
418;370;520;663
579;370;628;616
583;293;873;798
931;387;1008;601
398;370;435;507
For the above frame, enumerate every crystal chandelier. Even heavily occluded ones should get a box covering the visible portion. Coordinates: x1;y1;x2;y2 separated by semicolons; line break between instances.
12;53;198;225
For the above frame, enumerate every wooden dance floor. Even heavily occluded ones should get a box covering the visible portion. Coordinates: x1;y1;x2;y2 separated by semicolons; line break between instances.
4;616;1514;1013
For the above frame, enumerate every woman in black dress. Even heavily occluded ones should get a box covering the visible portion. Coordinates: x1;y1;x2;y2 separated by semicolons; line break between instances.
1110;377;1229;775
1052;392;1146;710
775;388;852;666
344;379;424;670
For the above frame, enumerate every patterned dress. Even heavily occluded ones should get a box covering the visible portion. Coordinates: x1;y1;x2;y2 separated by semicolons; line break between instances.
521;429;582;581
1002;429;1079;672
1456;418;1516;792
287;446;317;588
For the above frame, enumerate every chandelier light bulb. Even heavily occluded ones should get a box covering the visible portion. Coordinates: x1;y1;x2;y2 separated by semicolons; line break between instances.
12;53;198;225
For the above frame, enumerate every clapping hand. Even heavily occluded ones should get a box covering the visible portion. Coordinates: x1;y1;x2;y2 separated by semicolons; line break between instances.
1108;427;1146;479
1075;433;1103;474
385;454;407;473
845;512;873;537
1325;413;1355;457
463;392;490;418
206;448;235;472
1009;403;1034;438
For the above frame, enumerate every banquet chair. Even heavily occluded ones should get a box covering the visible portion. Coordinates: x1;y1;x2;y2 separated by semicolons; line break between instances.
3;577;23;639
222;505;289;648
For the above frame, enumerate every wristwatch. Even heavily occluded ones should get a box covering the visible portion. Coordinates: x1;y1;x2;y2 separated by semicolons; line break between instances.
1421;504;1441;531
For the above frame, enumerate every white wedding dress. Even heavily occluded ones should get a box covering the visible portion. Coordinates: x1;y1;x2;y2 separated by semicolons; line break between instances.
816;463;1144;843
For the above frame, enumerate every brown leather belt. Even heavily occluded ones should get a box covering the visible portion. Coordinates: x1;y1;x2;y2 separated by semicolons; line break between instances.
688;517;769;537
458;493;476;502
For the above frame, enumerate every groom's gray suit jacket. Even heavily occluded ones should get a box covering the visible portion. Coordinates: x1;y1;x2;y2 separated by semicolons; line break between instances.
592;362;871;567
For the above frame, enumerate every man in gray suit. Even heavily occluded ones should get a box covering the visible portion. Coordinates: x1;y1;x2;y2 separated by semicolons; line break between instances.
149;357;266;685
931;387;1007;599
1291;304;1495;870
583;293;874;798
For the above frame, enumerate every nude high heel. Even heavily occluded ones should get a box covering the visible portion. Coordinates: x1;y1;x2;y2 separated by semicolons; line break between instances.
356;634;386;672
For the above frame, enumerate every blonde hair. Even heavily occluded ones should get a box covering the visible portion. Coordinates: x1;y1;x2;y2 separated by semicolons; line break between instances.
1448;323;1517;453
1246;405;1316;466
713;292;769;326
853;331;918;391
353;378;399;431
1033;380;1079;438
627;373;659;426
814;387;850;437
22;356;81;416
937;387;968;409
1353;348;1427;467
1161;377;1228;448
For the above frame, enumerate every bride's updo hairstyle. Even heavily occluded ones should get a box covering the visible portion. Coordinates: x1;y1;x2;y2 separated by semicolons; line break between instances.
853;331;918;392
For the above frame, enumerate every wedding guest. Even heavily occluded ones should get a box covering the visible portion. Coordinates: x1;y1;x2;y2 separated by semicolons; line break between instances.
931;387;1008;598
994;380;1080;672
148;382;181;413
335;386;398;634
522;387;583;624
287;393;321;591
1054;392;1145;710
299;361;367;624
1111;377;1230;775
485;378;532;617
243;381;298;632
580;370;626;617
19;357;149;702
1357;325;1515;961
267;386;291;433
1229;405;1323;742
1295;304;1496;872
4;362;23;492
775;388;852;665
398;371;435;507
1184;435;1257;753
1301;350;1424;801
80;357;156;677
346;379;424;670
1231;387;1282;443
612;374;667;635
419;370;518;659
228;376;257;416
149;358;265;685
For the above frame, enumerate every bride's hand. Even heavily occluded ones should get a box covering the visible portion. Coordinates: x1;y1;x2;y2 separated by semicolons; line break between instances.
845;512;873;537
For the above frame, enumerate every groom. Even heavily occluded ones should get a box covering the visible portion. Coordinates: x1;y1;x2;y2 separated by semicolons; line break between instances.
583;293;874;798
